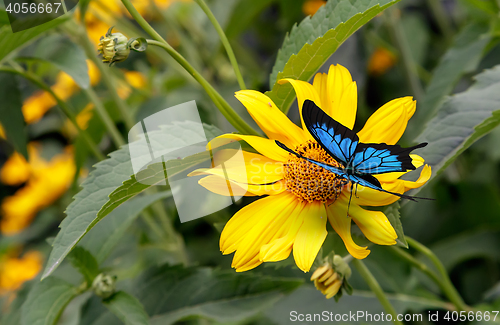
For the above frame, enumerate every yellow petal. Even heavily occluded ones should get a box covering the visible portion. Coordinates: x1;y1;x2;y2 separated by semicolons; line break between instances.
278;78;322;134
198;175;286;197
220;192;299;271
189;150;284;184
326;64;357;129
310;265;329;281
209;134;289;162
349;182;405;207
375;154;424;183
327;198;370;259
260;201;307;262
293;201;327;272
357;97;416;145
349;204;397;246
232;194;300;270
402;164;432;191
235;90;308;147
325;280;342;299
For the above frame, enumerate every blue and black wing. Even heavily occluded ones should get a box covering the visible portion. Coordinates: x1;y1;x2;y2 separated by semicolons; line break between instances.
351;142;427;175
302;99;358;167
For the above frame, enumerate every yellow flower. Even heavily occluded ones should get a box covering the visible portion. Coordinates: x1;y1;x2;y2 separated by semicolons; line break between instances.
302;0;326;16
117;70;147;98
0;152;31;186
368;47;397;76
191;64;431;272
1;145;76;235
0;251;42;295
22;60;100;124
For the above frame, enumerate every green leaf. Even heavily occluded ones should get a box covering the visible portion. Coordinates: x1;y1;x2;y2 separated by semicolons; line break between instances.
21;277;79;325
0;15;70;64
414;23;491;129
103;291;150;325
141;265;302;325
415;65;500;186
384;202;407;248
224;0;275;39
79;191;172;263
428;228;500;271
98;152;209;221
42;122;222;280
267;0;400;112
67;247;100;284
0;73;28;158
28;35;90;88
1;281;33;325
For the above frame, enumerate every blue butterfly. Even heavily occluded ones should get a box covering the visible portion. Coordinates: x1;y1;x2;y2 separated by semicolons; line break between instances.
276;99;430;207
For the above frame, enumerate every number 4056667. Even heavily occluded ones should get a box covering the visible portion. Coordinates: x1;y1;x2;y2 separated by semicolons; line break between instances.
5;2;62;14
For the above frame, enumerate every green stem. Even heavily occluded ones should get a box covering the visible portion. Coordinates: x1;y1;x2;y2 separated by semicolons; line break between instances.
75;25;136;130
193;0;246;90
146;40;257;135
119;0;259;136
82;88;126;147
405;237;468;311
352;259;403;325
0;66;104;160
384;9;424;103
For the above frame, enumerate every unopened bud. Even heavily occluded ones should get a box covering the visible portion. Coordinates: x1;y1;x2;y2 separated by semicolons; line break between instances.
92;273;116;299
98;27;130;66
311;253;352;300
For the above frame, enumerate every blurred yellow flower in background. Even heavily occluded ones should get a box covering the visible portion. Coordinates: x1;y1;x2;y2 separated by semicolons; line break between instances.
302;0;326;16
117;70;147;98
22;60;100;124
0;145;76;235
0;251;42;295
368;47;397;76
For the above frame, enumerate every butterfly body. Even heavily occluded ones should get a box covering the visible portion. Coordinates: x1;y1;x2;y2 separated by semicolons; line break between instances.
276;100;429;204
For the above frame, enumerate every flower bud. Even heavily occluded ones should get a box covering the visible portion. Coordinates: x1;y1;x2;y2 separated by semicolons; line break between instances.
92;273;116;299
311;253;352;300
98;27;131;66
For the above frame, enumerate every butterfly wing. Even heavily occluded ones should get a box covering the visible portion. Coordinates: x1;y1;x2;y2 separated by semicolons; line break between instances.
302;99;359;166
351;142;427;175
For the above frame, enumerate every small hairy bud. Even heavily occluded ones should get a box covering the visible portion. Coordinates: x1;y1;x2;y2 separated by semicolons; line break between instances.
98;27;131;66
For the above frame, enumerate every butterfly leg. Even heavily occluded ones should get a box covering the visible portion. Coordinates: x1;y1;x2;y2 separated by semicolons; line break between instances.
354;183;360;199
347;181;354;217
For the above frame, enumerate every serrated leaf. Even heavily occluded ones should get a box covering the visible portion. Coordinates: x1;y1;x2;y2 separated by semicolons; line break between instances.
20;277;79;325
414;23;491;129
103;291;150;325
67;246;99;284
79;191;172;263
267;0;400;113
42;122;222;279
98;152;209;220
384;202;407;248
27;35;90;88
136;265;302;325
414;65;500;188
0;15;69;63
0;73;27;158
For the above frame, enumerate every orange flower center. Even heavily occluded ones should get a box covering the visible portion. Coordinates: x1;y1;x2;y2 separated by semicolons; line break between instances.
284;141;348;203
